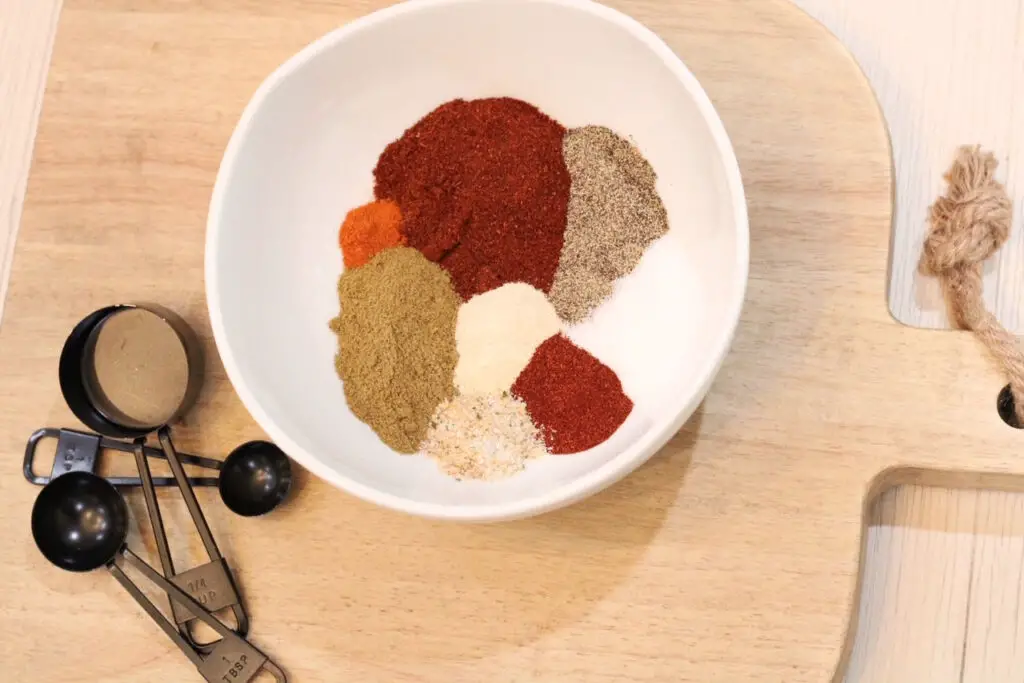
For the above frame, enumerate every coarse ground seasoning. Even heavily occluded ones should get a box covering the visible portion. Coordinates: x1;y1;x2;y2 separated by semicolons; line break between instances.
373;97;571;300
339;199;405;270
548;125;670;323
512;334;632;454
329;246;460;453
421;393;548;480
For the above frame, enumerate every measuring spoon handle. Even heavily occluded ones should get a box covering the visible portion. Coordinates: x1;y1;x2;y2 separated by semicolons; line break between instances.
158;427;223;560
114;547;287;682
107;554;203;668
23;428;221;487
133;439;177;584
102;435;223;471
262;660;289;682
119;548;237;644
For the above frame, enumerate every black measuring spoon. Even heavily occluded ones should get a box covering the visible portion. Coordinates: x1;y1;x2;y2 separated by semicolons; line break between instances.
59;303;249;652
218;441;293;517
23;427;222;488
24;428;295;517
30;471;287;682
23;428;294;515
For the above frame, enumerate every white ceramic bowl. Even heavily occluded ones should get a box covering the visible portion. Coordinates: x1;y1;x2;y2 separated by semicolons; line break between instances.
206;0;748;522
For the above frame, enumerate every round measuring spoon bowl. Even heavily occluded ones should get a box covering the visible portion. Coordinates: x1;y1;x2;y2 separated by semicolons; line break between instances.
31;471;128;572
218;441;293;517
59;304;203;439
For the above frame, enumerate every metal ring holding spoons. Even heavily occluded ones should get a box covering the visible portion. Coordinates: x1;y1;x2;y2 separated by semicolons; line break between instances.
30;471;287;682
58;304;248;652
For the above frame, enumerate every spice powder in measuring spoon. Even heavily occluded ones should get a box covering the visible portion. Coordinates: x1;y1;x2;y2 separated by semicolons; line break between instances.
86;308;191;429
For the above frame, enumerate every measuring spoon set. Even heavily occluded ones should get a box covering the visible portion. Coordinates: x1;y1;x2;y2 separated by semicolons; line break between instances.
27;304;293;682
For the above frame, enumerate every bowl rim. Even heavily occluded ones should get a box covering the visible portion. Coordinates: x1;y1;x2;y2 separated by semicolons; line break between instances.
205;0;750;522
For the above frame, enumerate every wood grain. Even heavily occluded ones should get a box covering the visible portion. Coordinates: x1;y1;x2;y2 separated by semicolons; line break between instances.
797;0;1024;332
0;1;1011;683
1;1;892;680
0;0;61;321
847;487;977;683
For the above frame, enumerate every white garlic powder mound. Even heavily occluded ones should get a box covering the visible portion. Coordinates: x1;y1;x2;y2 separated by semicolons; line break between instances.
454;282;561;395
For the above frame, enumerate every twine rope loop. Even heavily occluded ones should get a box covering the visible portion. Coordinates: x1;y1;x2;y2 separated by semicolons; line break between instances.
919;145;1023;421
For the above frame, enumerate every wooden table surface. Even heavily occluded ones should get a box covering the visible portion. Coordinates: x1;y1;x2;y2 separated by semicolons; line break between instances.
2;1;1024;682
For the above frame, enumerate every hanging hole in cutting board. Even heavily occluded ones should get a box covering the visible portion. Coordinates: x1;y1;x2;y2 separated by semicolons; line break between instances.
997;384;1023;429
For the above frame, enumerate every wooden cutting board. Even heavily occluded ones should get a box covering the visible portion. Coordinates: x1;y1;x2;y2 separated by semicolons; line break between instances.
1;1;1018;681
869;0;1024;333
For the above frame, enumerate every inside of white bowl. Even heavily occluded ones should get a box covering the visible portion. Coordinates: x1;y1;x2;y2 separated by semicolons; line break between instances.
208;0;746;516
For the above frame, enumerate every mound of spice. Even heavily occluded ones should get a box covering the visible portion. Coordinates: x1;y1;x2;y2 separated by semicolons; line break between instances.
454;282;562;396
548;125;670;323
374;97;571;300
329;246;460;452
512;334;633;454
339;199;405;269
421;393;548;480
329;99;669;471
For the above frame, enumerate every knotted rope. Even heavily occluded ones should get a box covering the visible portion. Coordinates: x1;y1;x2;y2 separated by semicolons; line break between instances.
918;145;1023;422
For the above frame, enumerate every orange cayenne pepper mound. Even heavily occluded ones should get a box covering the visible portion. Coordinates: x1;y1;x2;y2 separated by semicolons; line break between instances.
339;199;406;269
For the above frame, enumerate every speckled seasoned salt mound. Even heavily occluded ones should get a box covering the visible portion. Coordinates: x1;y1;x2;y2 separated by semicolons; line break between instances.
422;393;548;481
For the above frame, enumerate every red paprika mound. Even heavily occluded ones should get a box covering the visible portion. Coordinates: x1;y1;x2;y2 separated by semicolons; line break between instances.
512;334;632;454
373;97;570;300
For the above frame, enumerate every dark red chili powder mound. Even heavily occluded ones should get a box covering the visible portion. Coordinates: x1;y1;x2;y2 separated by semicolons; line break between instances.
512;334;633;454
373;97;571;300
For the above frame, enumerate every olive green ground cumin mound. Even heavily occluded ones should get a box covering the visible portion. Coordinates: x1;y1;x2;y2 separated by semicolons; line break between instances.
329;246;461;453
